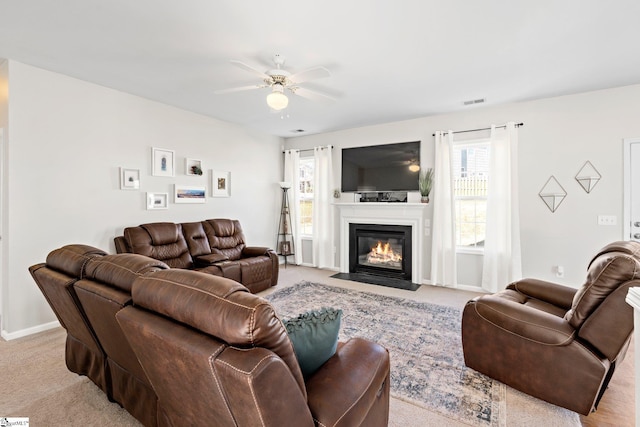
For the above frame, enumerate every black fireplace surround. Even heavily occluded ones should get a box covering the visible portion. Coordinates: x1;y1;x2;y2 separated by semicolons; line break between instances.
349;223;412;281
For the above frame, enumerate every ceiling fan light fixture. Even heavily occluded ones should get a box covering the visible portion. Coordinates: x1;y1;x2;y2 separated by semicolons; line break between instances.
267;85;288;110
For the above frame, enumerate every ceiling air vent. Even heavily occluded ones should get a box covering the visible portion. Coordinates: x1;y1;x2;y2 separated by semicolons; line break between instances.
463;98;486;106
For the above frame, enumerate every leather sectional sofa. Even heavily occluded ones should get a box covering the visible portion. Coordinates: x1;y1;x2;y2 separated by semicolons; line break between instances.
114;218;278;293
30;244;391;427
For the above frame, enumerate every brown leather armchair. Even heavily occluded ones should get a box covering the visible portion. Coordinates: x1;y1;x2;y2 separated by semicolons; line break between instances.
462;241;640;415
116;268;391;427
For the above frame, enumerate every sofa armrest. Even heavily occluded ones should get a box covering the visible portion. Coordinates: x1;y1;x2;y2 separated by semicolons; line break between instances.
507;278;577;309
213;346;315;426
306;337;390;427
114;236;131;254
242;246;273;258
194;253;229;266
471;295;576;345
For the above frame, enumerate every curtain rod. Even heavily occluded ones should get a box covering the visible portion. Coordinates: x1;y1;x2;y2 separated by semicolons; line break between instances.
431;122;524;137
282;145;333;154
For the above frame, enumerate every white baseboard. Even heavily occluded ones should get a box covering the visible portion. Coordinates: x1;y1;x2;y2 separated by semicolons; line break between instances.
310;265;339;271
1;320;61;341
420;280;486;294
455;284;487;293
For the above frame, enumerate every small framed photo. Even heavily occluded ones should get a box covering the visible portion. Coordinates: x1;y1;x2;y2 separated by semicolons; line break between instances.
147;192;168;210
186;158;203;176
152;147;175;177
211;170;231;197
279;241;292;255
120;168;140;190
175;185;206;204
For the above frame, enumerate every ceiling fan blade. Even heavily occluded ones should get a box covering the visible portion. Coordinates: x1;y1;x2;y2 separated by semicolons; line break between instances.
288;67;331;84
214;84;266;95
229;60;270;80
291;86;336;102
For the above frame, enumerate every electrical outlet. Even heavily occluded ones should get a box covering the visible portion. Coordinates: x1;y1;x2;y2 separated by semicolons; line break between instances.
597;215;617;226
555;265;564;278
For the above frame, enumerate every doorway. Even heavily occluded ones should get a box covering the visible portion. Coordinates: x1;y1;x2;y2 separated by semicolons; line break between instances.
623;137;640;242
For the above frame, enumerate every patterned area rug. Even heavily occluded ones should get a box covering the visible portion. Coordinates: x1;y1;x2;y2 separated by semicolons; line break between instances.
265;281;505;427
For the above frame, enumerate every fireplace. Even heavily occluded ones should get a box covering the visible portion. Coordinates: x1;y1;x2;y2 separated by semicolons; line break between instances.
349;223;412;280
336;202;426;285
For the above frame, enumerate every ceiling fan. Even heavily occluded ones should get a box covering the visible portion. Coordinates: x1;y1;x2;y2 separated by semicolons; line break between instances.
215;54;334;111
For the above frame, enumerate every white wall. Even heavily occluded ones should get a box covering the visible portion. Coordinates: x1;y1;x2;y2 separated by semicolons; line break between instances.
0;60;7;125
2;61;283;338
284;84;640;288
0;59;7;330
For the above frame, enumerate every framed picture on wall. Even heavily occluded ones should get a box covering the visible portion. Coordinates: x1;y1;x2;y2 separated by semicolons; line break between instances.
152;147;175;177
175;185;206;203
186;158;203;176
211;170;230;197
146;192;168;210
120;168;140;190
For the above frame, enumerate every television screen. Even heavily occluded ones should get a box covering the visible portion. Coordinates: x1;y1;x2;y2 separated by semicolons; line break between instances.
341;141;421;192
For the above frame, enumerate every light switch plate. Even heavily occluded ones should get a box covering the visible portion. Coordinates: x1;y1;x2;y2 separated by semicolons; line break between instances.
597;215;617;226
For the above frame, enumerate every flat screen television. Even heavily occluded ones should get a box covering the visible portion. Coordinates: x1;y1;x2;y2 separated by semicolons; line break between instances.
341;141;421;192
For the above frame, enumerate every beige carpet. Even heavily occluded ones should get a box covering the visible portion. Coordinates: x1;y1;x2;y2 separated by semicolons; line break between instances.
1;265;581;426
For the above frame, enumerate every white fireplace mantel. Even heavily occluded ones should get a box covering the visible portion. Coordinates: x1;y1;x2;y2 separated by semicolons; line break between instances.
335;203;427;284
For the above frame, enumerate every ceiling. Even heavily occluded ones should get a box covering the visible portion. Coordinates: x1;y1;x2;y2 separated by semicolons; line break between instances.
1;1;639;138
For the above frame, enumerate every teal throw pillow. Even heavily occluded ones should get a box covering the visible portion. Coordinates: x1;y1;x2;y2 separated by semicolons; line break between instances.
283;307;342;378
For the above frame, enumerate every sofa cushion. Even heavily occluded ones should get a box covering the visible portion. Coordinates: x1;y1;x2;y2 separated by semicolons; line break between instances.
46;244;107;278
203;219;246;260
565;246;640;329
283;308;342;378
182;221;211;257
124;223;193;269
84;254;169;292
587;241;640;269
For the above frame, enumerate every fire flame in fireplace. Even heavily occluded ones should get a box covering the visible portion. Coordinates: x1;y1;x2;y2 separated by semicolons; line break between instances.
367;241;402;265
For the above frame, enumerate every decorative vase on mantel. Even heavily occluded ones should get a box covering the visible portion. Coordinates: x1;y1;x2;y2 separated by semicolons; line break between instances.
421;196;430;204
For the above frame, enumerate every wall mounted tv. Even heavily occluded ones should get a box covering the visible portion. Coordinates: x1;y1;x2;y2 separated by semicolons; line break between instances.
341;141;421;192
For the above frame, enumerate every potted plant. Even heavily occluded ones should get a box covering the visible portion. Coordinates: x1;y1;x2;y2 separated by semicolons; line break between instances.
419;168;434;203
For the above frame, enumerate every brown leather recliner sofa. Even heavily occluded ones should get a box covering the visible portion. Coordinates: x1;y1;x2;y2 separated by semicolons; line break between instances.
30;244;391;427
462;241;640;415
114;218;278;293
30;245;168;426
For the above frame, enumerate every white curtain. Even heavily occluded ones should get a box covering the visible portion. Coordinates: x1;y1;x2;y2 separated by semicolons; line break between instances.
481;122;522;292
430;131;457;287
312;145;334;268
283;150;302;265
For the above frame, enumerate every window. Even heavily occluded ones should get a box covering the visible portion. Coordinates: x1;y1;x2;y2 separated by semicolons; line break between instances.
453;142;489;249
299;157;314;235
